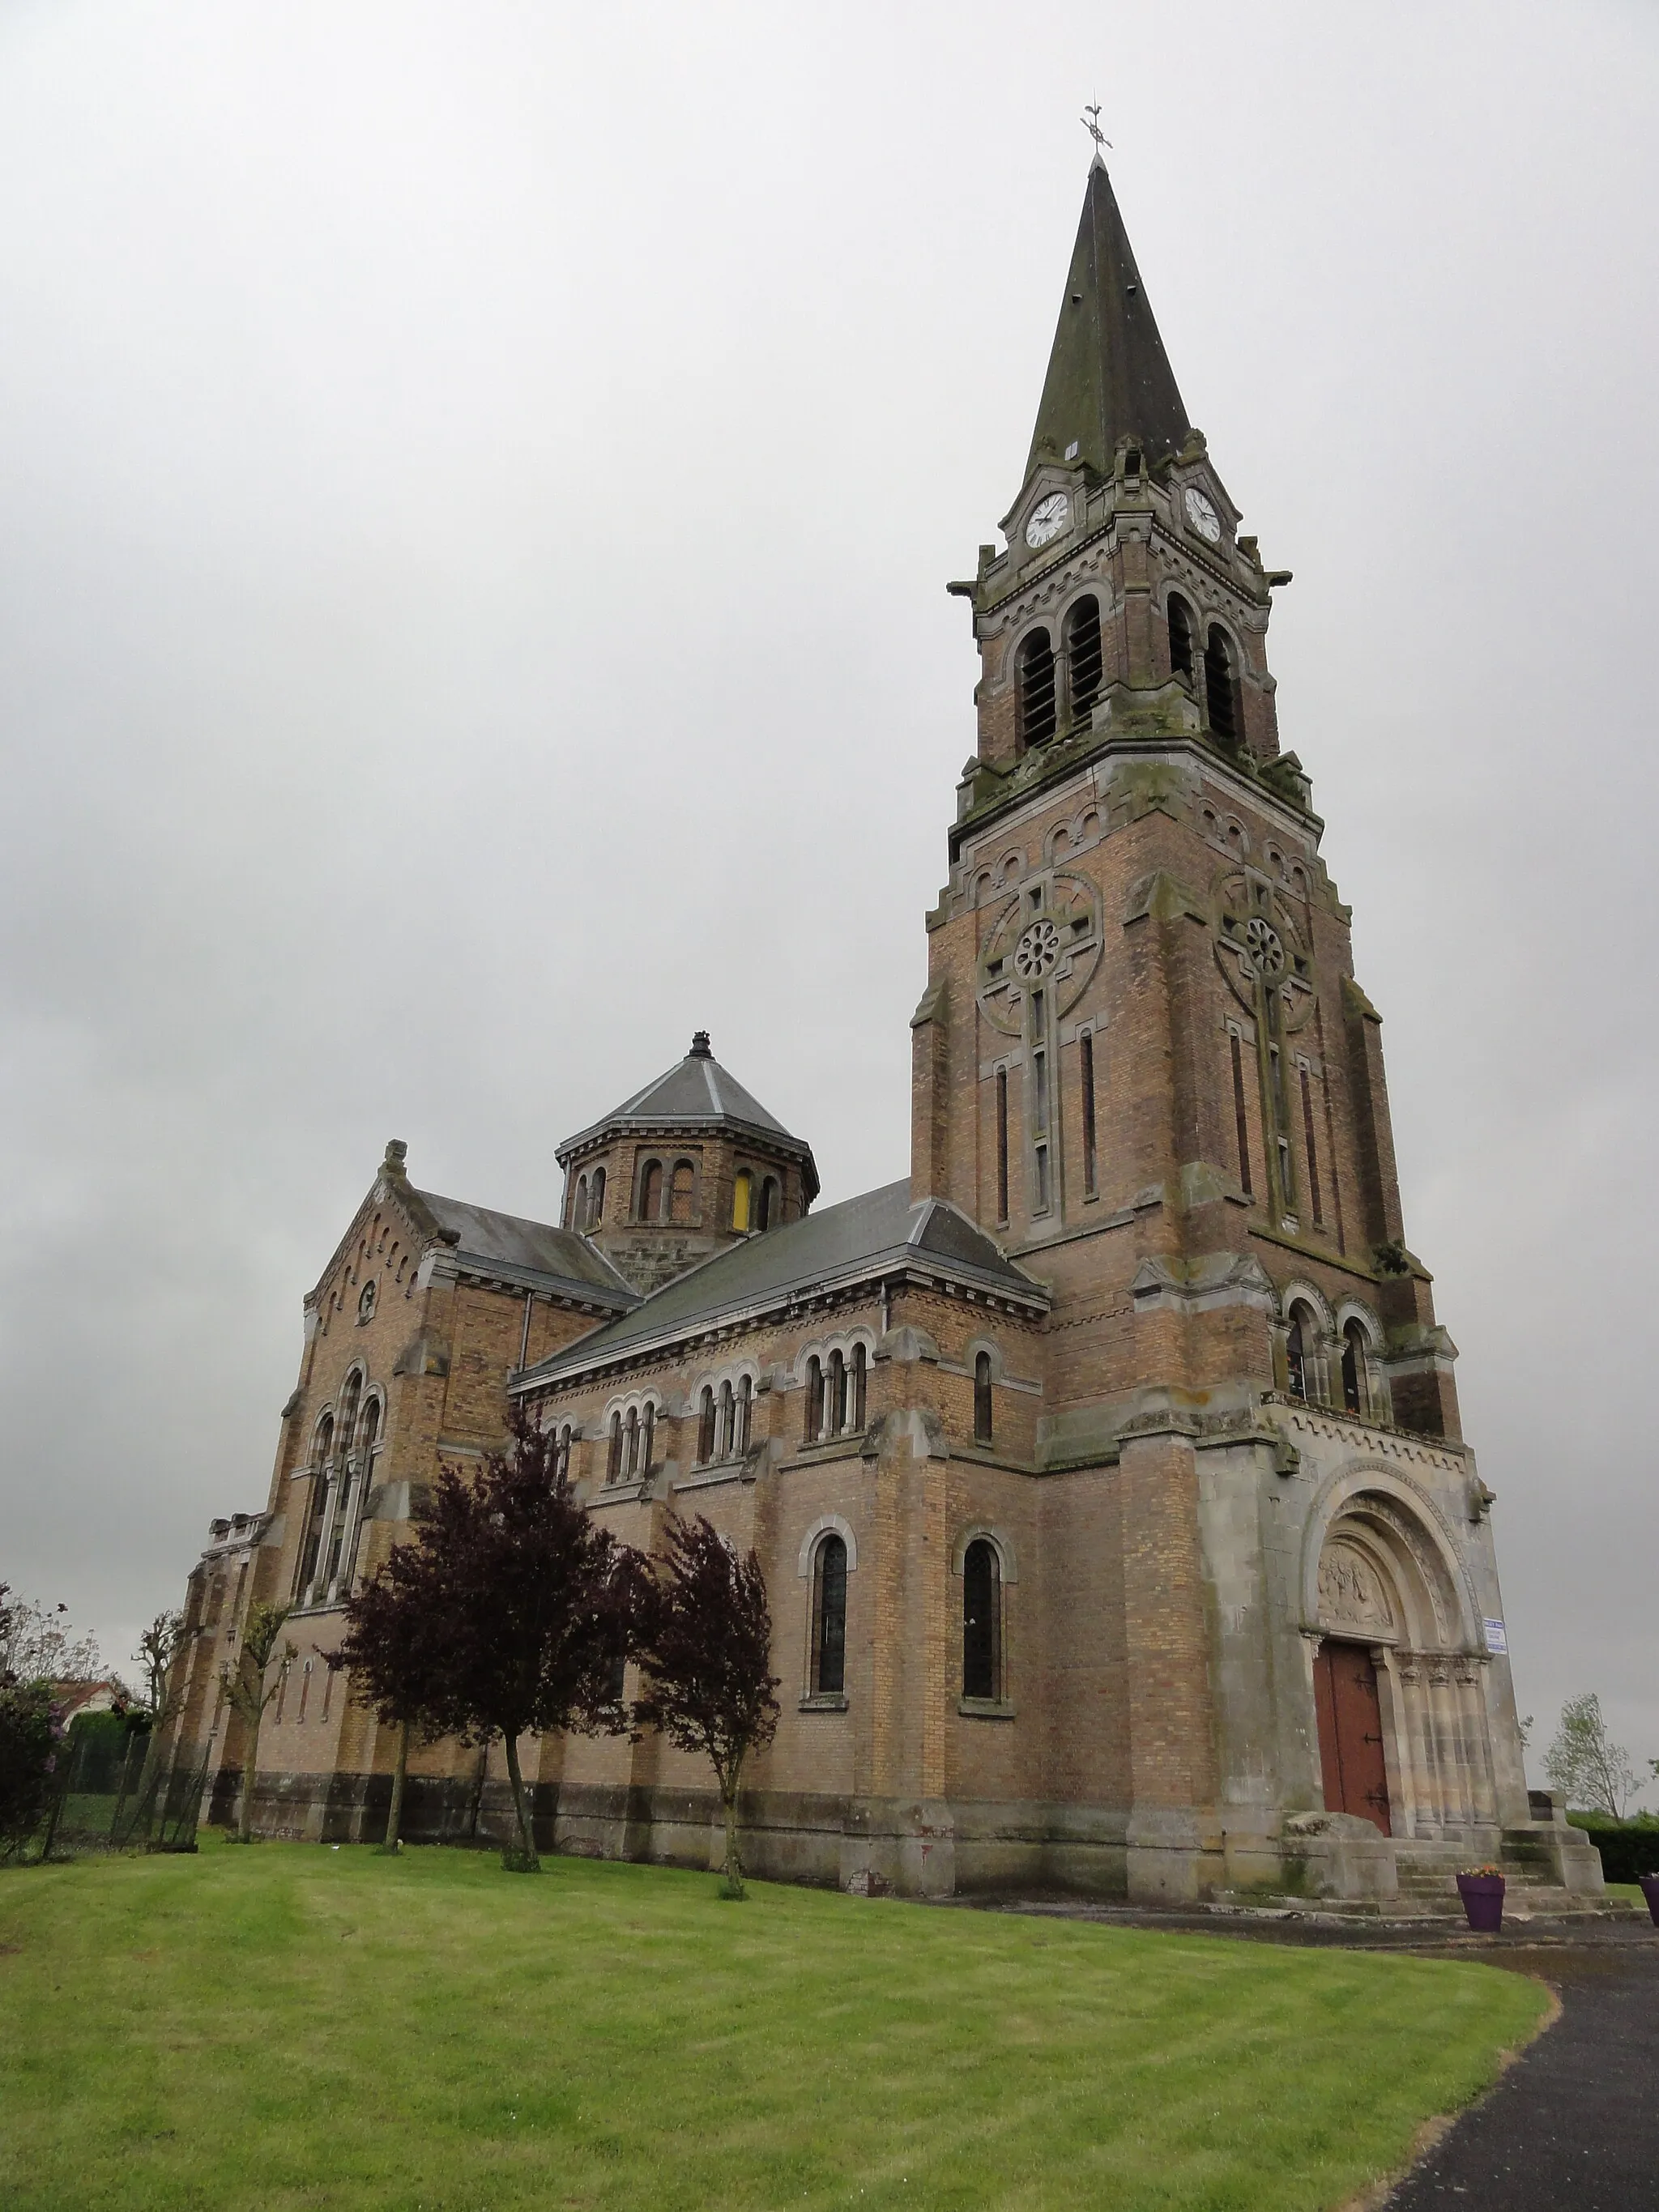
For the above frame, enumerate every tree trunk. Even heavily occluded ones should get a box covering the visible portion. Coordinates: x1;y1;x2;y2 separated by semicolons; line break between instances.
501;1732;539;1871
378;1717;409;1854
720;1754;745;1899
237;1706;262;1843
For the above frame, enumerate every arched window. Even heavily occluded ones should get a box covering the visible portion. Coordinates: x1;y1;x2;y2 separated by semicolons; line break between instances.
1017;628;1057;748
974;1352;993;1444
1064;596;1102;725
344;1396;380;1586
828;1349;847;1434
297;1414;335;1599
804;1356;824;1444
574;1174;588;1229
757;1176;778;1231
1205;625;1242;744
962;1539;1001;1701
641;1402;655;1473
697;1386;716;1465
717;1379;734;1459
732;1170;753;1231
811;1534;847;1697
639;1160;663;1222
735;1375;752;1454
1341;1320;1368;1418
624;1404;639;1474
589;1167;607;1229
850;1342;867;1431
324;1374;364;1592
554;1424;573;1485
1286;1303;1315;1402
670;1161;695;1224
1167;593;1195;683
297;1658;313;1725
607;1409;623;1481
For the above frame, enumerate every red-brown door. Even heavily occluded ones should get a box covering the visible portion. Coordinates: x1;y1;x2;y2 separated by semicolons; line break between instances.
1313;1640;1392;1835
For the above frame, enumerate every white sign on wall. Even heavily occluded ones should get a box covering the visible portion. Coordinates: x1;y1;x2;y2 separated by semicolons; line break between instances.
1483;1617;1508;1655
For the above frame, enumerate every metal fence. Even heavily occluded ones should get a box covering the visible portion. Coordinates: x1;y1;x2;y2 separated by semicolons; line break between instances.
25;1724;210;1860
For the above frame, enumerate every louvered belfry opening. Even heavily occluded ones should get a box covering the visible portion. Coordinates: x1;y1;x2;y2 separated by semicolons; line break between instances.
1016;628;1057;748
1064;596;1102;727
1168;593;1195;683
1205;624;1242;744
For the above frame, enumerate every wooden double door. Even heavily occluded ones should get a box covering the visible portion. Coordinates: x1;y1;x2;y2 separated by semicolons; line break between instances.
1313;1639;1392;1835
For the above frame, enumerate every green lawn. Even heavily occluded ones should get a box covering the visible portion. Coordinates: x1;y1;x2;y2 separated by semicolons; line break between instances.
0;1838;1547;2212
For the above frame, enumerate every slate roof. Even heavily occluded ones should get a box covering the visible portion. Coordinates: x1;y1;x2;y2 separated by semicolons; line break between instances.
413;1188;636;1307
511;1178;1047;1387
557;1033;816;1192
1027;158;1192;479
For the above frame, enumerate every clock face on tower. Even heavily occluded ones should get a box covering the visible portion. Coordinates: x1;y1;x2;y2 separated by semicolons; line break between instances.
1025;492;1070;548
1183;487;1222;543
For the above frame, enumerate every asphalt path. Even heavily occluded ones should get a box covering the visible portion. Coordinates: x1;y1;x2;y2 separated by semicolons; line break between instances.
1381;1931;1659;2210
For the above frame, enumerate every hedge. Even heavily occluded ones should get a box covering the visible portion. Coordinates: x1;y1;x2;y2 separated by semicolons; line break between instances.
1567;1813;1659;1885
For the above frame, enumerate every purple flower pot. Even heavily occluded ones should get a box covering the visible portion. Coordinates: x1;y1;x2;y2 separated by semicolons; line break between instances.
1639;1873;1659;1929
1456;1873;1505;1933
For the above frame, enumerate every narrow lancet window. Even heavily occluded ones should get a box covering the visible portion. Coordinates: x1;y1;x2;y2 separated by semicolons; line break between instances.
1230;1031;1254;1197
962;1540;1001;1701
697;1386;716;1464
732;1170;752;1231
812;1535;847;1696
804;1357;824;1445
974;1352;993;1444
995;1068;1010;1223
1081;1031;1098;1198
1341;1321;1367;1418
1205;626;1242;744
1167;594;1195;683
640;1160;663;1222
1299;1066;1324;1227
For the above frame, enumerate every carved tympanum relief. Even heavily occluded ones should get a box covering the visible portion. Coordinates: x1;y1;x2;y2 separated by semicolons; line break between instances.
1317;1540;1395;1637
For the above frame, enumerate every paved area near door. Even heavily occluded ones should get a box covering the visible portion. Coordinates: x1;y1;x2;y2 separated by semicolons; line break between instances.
961;1900;1659;2209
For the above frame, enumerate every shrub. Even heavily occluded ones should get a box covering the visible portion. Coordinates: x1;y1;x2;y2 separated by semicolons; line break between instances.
0;1682;63;1857
1566;1812;1659;1884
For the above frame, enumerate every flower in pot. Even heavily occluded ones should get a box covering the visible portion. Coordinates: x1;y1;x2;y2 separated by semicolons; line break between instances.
1456;1863;1506;1933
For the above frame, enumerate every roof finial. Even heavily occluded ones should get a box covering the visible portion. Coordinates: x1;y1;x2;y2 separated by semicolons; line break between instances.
689;1030;712;1059
1081;101;1111;164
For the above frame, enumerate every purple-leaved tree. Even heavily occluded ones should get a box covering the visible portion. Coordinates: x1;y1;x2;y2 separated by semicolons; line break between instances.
632;1515;780;1899
399;1408;632;1870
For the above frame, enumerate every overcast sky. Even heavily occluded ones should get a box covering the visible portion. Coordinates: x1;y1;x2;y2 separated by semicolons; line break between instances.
2;1;1655;1791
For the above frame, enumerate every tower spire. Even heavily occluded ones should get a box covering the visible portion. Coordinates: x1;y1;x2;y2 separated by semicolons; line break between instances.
1027;163;1191;481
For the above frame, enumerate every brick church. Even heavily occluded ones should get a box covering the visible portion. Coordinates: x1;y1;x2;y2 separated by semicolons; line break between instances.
166;160;1600;1907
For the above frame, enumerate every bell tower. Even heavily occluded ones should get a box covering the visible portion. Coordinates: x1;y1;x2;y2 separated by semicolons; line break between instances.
909;158;1546;1903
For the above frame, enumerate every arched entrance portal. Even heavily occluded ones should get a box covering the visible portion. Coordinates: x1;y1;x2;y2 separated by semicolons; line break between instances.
1311;1491;1498;1840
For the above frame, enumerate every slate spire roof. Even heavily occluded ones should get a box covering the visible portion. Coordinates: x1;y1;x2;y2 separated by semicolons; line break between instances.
557;1032;818;1199
1027;158;1192;480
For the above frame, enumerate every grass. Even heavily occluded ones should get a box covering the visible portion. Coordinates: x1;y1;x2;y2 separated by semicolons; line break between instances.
0;1837;1548;2212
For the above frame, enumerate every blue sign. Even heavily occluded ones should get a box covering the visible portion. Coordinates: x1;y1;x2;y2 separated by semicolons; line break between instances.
1483;1617;1508;1655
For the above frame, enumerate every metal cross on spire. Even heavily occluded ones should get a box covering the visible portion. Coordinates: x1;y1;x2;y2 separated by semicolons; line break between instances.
1081;102;1111;159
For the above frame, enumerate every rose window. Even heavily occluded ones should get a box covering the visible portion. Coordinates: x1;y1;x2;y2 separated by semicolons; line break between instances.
1242;917;1286;979
1013;917;1061;979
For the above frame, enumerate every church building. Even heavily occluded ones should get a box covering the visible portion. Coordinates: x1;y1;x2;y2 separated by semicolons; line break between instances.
165;160;1601;1907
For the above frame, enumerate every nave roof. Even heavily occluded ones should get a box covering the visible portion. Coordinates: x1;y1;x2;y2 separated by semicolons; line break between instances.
512;1178;1047;1389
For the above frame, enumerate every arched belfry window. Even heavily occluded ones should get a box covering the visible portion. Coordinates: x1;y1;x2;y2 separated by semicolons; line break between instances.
732;1170;753;1232
1341;1319;1368;1418
757;1176;778;1231
1286;1302;1316;1403
697;1386;716;1464
1167;593;1195;684
1016;628;1057;748
804;1355;824;1444
811;1534;847;1696
670;1161;695;1224
589;1167;607;1229
849;1342;867;1430
1205;625;1243;744
962;1539;1001;1701
1064;597;1102;726
639;1160;663;1222
607;1409;623;1481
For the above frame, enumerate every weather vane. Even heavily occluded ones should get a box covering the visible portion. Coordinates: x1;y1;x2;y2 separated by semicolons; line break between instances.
1081;102;1111;156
